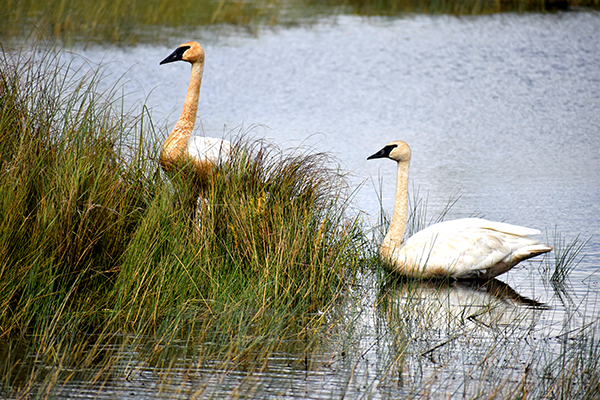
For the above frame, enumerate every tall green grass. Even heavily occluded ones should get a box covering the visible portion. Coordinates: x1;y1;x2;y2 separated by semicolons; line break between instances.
0;45;365;396
542;229;590;284
0;0;288;44
0;45;154;334
1;0;599;44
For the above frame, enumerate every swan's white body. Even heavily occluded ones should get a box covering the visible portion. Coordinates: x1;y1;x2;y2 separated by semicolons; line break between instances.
388;217;550;279
186;136;231;166
159;41;230;187
368;141;552;280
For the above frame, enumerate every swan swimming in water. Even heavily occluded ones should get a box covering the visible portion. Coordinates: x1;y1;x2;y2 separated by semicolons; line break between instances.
159;41;230;190
368;140;552;280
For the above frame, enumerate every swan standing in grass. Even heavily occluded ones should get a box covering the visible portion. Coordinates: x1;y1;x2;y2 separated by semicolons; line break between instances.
368;140;552;280
159;41;230;191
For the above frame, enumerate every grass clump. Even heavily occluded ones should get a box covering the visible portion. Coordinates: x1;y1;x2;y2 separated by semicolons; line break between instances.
541;229;590;284
114;136;364;338
0;44;365;396
0;45;155;337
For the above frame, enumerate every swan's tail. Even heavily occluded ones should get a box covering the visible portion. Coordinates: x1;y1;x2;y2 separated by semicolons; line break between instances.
509;244;553;266
478;244;553;279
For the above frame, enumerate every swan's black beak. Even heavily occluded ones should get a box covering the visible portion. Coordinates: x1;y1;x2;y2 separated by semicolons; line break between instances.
159;45;191;65
367;144;397;160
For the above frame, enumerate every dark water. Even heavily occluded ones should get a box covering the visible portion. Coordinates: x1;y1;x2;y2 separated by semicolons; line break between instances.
46;10;600;398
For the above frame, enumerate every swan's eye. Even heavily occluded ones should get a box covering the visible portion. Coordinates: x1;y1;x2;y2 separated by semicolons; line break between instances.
177;46;191;57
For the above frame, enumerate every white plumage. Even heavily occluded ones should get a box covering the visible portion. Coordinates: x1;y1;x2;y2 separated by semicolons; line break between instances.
368;140;552;280
186;136;231;166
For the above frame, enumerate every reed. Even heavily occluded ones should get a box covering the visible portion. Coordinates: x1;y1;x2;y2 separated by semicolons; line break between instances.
0;45;153;332
0;0;286;44
0;45;365;396
540;229;590;284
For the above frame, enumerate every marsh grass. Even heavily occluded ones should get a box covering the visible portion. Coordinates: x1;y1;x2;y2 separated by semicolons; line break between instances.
0;45;365;397
0;44;162;394
2;0;599;44
541;229;590;284
0;0;288;44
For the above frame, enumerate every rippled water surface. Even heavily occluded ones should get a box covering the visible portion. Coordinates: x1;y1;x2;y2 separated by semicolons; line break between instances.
50;11;600;399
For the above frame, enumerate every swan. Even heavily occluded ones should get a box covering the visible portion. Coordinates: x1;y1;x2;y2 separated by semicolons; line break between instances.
159;41;230;190
368;140;552;280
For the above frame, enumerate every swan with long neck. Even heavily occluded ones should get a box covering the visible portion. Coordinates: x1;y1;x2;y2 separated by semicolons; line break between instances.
159;41;230;190
368;140;552;280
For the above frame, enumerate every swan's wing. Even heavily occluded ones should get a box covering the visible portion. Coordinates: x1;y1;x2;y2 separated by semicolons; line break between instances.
187;137;231;164
396;218;544;278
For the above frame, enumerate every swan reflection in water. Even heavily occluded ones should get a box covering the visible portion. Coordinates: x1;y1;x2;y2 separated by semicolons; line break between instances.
372;278;550;396
378;277;548;335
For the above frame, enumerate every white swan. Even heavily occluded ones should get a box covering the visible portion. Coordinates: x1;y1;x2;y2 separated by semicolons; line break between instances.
368;140;552;280
159;41;230;190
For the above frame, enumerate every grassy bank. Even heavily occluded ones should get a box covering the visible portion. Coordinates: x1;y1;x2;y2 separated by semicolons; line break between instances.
0;45;365;396
1;0;599;44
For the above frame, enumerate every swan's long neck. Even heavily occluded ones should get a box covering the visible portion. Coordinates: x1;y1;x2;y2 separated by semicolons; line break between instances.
160;61;203;170
382;159;410;253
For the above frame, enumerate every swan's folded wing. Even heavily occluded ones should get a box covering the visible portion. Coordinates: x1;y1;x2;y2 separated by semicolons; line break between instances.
397;218;543;278
187;137;231;164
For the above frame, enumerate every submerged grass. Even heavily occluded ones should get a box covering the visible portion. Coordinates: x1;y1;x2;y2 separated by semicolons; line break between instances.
1;0;599;44
0;45;365;396
542;229;590;284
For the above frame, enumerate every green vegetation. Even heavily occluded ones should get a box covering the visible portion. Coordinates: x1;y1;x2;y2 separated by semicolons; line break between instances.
0;45;365;396
542;230;590;284
1;0;599;44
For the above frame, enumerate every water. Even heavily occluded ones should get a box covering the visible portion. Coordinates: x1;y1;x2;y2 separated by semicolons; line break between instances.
32;10;600;398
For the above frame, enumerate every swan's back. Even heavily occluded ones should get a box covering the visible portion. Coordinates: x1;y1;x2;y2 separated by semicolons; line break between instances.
386;218;552;279
188;136;230;165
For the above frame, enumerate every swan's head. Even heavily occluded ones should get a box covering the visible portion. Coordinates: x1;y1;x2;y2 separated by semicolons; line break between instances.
367;140;411;163
160;41;205;65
